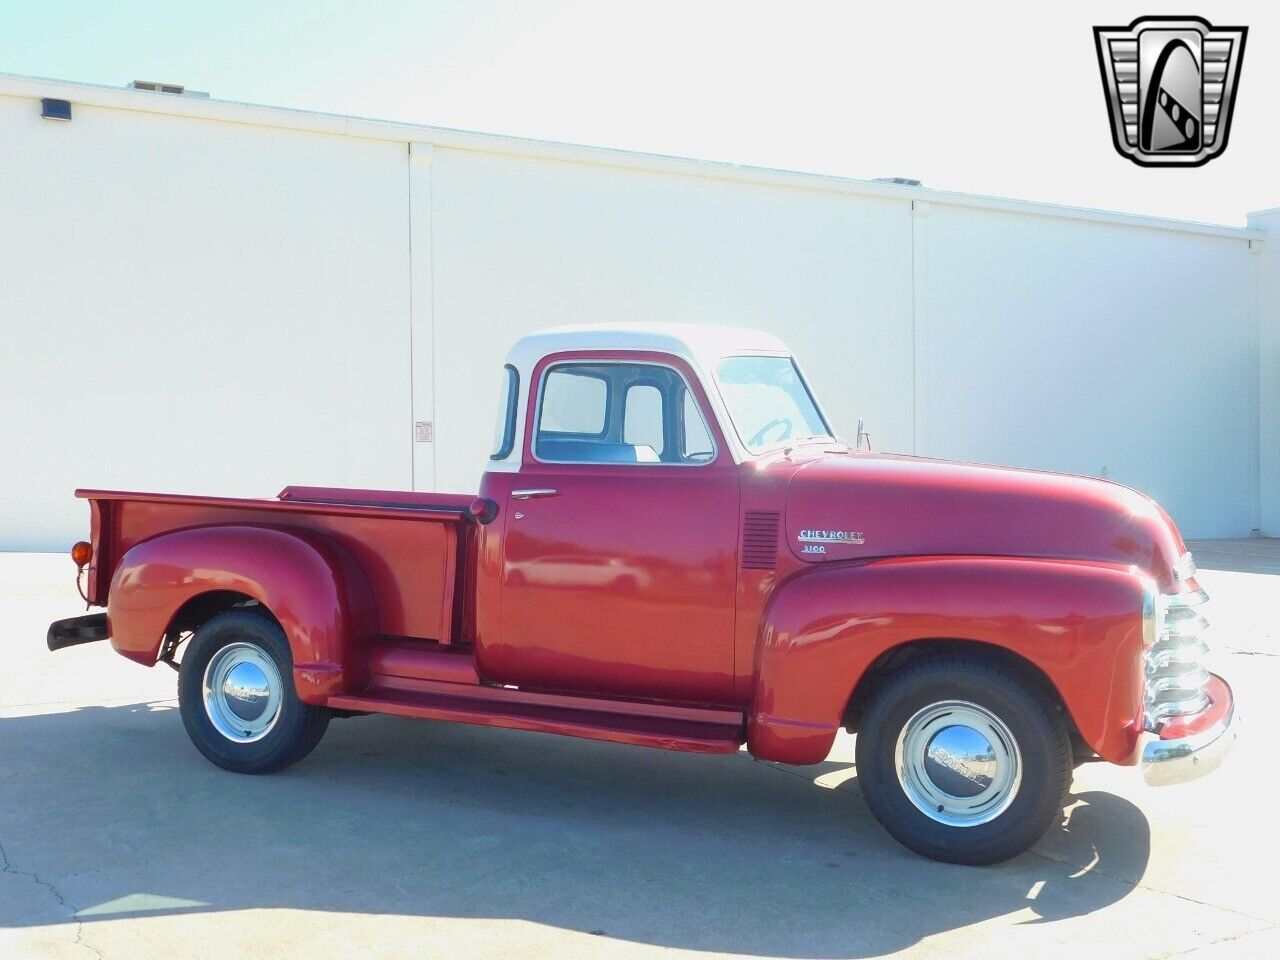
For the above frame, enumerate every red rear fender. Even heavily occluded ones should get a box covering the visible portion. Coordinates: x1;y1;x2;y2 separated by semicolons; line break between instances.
748;556;1150;766
107;525;378;703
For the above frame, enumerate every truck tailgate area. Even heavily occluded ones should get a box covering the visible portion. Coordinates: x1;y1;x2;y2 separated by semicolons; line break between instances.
78;486;475;643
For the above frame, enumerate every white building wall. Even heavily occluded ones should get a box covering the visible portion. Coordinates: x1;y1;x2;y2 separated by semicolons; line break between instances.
0;89;413;550
0;75;1269;548
1251;208;1280;537
425;147;915;493
918;204;1259;539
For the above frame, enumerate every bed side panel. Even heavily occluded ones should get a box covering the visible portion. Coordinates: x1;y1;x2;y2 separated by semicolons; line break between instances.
107;498;458;641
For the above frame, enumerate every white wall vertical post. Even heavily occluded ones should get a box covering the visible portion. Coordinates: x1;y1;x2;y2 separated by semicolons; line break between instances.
911;200;930;456
1248;209;1279;536
409;141;437;490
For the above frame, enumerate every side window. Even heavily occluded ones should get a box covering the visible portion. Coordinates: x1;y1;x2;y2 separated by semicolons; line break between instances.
540;369;608;435
535;362;716;465
489;365;519;459
623;384;664;456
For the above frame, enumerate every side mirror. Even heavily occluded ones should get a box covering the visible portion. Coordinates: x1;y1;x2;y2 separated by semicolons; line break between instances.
856;418;873;452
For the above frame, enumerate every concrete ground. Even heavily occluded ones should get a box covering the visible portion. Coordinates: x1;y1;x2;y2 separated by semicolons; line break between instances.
0;543;1275;960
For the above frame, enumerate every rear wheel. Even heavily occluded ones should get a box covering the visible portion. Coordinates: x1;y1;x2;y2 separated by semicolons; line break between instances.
178;609;330;773
854;657;1072;865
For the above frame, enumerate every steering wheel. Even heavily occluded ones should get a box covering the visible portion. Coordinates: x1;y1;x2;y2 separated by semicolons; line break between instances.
747;416;793;448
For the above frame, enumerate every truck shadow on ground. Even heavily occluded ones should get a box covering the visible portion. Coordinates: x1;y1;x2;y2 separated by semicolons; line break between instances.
0;701;1151;958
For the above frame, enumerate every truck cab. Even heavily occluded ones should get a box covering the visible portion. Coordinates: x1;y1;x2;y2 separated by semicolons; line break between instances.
476;324;828;707
49;323;1237;865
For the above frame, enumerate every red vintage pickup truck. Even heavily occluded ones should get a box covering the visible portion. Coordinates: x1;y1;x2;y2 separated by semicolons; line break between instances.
49;324;1235;864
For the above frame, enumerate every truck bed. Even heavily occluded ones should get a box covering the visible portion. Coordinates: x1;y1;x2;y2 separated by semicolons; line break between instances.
77;485;477;644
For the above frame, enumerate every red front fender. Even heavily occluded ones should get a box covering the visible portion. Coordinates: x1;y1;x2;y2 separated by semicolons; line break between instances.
748;556;1149;766
107;525;378;703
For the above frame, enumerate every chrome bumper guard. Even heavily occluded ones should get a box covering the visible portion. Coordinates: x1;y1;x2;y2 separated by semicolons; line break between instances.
1141;675;1237;786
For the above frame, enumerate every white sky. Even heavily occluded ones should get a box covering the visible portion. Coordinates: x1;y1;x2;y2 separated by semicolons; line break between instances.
2;1;1276;226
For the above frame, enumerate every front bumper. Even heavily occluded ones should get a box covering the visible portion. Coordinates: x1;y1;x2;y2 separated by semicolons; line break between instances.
1142;673;1237;786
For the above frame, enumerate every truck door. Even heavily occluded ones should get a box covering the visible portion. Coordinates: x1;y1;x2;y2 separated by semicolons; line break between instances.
488;354;739;705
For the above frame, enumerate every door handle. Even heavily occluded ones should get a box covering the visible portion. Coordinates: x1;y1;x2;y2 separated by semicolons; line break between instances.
511;487;559;500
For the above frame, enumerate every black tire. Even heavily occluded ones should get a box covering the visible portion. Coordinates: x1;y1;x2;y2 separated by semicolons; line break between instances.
178;608;330;774
854;657;1072;865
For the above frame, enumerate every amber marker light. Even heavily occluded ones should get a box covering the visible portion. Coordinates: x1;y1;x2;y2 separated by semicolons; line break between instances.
70;541;93;568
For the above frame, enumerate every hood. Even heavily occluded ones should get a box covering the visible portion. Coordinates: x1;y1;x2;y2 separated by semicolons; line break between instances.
783;451;1187;591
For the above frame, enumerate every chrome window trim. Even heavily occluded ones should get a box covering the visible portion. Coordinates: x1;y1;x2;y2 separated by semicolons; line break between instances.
530;359;720;468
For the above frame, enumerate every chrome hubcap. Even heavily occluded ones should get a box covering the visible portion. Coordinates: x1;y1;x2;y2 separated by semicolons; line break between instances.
894;700;1021;827
203;642;282;743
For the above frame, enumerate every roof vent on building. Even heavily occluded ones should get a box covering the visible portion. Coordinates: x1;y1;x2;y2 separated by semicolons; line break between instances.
40;98;73;121
128;80;210;98
874;176;923;187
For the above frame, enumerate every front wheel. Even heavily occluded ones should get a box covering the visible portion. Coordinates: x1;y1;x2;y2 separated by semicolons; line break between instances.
178;609;330;774
855;657;1072;865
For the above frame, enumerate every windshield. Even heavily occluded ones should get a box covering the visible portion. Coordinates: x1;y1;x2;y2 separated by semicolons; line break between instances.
714;356;832;453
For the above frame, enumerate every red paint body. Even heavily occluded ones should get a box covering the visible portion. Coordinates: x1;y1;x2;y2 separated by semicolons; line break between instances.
69;341;1201;767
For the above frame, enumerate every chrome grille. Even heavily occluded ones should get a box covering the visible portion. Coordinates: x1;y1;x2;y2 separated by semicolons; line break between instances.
1145;585;1212;728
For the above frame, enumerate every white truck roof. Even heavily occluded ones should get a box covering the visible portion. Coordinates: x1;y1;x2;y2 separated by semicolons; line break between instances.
505;322;790;374
491;323;798;472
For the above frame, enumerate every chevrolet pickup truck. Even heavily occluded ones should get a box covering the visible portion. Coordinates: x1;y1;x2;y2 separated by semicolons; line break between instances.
48;323;1236;864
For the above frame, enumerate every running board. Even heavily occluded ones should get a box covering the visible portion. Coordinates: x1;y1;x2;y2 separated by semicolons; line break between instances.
327;686;745;754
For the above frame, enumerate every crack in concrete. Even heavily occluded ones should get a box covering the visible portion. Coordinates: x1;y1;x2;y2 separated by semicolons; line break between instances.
0;839;104;960
1029;846;1273;924
1153;922;1279;958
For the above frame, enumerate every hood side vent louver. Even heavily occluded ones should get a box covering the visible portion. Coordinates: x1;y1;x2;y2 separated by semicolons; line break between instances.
741;511;780;570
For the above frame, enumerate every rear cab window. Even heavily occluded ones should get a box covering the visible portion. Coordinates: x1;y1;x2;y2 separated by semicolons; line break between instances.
490;365;520;459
